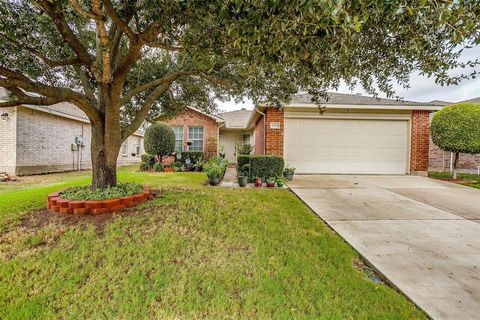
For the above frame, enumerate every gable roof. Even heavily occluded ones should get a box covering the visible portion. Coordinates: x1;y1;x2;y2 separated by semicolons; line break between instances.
289;92;439;107
461;96;480;103
220;109;252;129
186;106;224;122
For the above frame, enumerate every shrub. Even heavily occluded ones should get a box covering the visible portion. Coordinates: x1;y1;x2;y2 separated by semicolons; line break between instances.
431;103;480;179
144;122;175;161
236;143;253;155
139;162;150;171
237;155;251;173
203;156;228;179
250;155;284;179
153;162;163;172
61;183;143;201
141;154;156;168
283;165;296;174
179;151;204;166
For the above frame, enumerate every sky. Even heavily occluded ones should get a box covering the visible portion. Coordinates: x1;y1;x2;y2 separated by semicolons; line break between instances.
217;46;480;112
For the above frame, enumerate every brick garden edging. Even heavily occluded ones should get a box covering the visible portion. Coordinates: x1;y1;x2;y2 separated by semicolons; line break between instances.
47;186;152;214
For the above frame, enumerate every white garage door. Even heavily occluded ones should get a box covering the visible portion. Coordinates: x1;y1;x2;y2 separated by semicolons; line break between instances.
284;118;409;174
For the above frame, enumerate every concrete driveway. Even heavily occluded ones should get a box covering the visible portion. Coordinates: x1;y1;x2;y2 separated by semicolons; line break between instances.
289;175;480;320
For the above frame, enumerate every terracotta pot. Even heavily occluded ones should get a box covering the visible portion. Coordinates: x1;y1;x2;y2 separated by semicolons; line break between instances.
254;177;262;187
266;180;275;188
164;168;174;172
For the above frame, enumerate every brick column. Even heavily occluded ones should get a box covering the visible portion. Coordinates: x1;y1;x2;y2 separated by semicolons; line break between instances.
265;107;284;156
410;110;430;175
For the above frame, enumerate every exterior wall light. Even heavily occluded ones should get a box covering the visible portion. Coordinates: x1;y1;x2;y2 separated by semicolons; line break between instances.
0;113;8;120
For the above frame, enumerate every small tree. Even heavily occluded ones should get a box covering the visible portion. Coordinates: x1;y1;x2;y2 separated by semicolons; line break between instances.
431;103;480;179
144;122;175;163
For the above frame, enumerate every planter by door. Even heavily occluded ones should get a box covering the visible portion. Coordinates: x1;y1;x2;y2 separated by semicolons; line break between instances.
208;177;221;186
238;176;248;187
254;177;262;187
284;173;294;181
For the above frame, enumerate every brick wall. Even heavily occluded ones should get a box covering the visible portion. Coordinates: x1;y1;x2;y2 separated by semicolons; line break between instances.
429;142;480;171
410;110;430;173
164;108;219;157
0;107;17;174
13;107;142;175
265;107;284;156
254;116;265;155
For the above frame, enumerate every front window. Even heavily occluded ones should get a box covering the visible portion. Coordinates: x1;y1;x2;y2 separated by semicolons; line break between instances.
135;144;141;156
172;125;184;152
242;133;251;144
188;126;204;151
121;142;128;156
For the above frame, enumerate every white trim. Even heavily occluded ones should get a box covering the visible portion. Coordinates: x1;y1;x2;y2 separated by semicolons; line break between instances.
187;106;224;122
284;111;412;121
281;103;442;111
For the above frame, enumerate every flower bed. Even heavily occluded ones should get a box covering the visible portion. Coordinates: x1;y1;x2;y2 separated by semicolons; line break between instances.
47;185;152;215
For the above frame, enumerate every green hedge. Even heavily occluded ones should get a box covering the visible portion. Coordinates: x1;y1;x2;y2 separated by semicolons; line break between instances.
237;155;251;174
237;155;284;179
179;151;204;165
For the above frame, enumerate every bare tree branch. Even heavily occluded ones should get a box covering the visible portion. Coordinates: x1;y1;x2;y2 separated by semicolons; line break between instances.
0;86;62;108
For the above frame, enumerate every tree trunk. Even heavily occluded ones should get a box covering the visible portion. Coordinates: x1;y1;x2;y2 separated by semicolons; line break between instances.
91;122;120;189
452;152;459;180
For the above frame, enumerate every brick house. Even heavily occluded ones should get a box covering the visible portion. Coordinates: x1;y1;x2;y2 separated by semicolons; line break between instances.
166;93;443;176
0;88;144;175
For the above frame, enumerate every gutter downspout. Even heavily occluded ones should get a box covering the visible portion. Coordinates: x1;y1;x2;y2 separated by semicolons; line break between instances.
255;109;266;155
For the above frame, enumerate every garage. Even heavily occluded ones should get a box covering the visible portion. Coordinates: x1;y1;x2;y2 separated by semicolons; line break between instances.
284;117;409;174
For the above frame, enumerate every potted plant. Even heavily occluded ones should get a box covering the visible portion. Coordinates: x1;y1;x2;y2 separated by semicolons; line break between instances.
164;165;174;172
276;175;287;187
266;177;276;188
204;162;223;186
254;177;262;187
237;175;248;187
219;145;226;159
283;165;296;181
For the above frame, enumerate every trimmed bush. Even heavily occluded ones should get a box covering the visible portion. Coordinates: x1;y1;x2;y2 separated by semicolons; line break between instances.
431;103;480;178
237;155;251;173
141;154;156;168
144;122;175;161
153;162;163;172
179;151;204;166
250;155;284;179
139;162;150;171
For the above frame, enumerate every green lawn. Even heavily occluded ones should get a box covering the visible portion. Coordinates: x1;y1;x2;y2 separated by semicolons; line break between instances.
0;167;425;319
428;171;480;189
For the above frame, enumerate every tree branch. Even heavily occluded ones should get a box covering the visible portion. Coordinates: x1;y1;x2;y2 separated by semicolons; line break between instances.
121;82;170;140
120;70;195;105
0;87;62;108
104;0;136;41
34;0;94;69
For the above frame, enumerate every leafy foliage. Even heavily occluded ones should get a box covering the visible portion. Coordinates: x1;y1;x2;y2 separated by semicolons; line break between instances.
236;143;253;155
60;183;143;201
141;154;156;168
144;122;175;160
250;156;285;180
153;162;164;172
203;157;228;179
431;103;480;154
139;162;150;172
237;155;251;174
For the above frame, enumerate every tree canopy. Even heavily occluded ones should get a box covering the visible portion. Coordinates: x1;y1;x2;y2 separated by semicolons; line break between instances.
1;0;479;187
143;122;175;160
431;103;480;154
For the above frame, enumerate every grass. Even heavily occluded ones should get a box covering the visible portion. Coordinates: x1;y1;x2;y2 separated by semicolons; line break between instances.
428;171;480;189
0;167;425;319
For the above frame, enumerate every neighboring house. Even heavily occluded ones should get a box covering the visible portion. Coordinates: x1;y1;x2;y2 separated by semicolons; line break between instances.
429;96;480;172
0;89;144;175
165;93;443;175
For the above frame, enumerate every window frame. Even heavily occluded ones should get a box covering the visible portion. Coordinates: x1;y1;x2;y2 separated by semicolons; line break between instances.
188;126;204;152
172;125;184;152
121;141;128;156
242;133;251;145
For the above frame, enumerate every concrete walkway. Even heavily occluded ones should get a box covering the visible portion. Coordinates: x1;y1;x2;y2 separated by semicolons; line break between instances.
289;175;480;320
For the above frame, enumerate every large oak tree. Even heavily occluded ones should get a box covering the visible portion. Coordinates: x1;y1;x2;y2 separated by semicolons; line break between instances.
1;0;479;188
